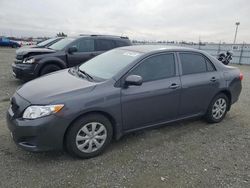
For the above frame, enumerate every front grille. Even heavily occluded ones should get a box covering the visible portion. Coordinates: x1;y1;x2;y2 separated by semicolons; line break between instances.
14;59;23;64
15;55;23;64
16;55;23;60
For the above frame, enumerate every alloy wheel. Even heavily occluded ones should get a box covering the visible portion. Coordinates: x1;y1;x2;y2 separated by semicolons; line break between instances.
212;98;227;120
75;122;107;153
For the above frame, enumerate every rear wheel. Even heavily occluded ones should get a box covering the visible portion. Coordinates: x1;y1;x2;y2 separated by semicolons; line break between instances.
205;93;229;123
65;114;113;158
40;64;61;76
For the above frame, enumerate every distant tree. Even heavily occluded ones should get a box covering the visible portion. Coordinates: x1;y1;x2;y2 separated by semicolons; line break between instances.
56;32;67;37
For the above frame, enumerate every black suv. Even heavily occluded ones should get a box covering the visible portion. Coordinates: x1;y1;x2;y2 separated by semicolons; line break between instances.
12;35;132;80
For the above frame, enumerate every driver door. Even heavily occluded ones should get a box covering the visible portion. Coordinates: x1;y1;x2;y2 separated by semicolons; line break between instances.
67;38;95;67
121;53;181;131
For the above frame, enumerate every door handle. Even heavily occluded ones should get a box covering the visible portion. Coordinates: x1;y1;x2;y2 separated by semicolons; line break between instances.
169;83;180;89
210;77;217;82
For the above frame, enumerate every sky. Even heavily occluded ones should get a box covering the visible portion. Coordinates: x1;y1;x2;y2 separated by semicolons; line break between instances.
0;0;249;43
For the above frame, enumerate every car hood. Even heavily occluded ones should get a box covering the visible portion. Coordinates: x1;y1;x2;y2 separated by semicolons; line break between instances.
16;69;97;104
16;47;55;56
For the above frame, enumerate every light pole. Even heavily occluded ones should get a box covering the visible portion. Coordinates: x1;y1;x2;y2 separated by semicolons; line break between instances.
233;22;240;44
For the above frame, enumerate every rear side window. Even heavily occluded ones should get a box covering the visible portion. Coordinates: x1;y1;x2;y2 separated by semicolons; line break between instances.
129;53;176;82
95;39;116;51
115;40;130;47
180;53;215;75
206;60;216;72
71;38;94;52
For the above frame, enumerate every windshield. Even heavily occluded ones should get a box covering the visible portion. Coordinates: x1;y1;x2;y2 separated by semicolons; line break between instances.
49;38;74;50
37;38;57;47
79;49;141;80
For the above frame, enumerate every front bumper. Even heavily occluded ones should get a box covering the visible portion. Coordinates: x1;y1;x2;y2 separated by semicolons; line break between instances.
12;63;37;81
6;105;70;152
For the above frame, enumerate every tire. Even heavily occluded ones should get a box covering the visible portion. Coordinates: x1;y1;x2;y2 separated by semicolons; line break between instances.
205;93;229;123
40;64;61;76
65;114;113;159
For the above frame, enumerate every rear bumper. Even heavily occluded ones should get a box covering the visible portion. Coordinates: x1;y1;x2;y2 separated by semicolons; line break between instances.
230;81;242;105
6;107;70;152
12;63;37;81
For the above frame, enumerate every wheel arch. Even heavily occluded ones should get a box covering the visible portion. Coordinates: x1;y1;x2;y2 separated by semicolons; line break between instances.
38;59;67;76
63;110;120;149
217;89;232;110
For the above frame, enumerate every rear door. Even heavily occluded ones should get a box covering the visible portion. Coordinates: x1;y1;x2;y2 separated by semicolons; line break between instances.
178;52;220;116
95;39;116;54
121;53;181;131
67;38;95;67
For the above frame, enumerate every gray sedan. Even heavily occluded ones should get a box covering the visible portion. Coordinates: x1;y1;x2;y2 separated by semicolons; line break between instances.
6;45;243;158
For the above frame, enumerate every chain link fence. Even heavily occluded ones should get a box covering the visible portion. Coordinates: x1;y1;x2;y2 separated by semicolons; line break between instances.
133;42;250;65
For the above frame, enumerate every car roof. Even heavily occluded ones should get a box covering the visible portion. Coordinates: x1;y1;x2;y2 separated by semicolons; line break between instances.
119;45;202;54
65;35;129;41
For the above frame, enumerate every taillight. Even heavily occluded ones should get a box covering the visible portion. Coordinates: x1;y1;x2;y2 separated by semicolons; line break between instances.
239;72;243;81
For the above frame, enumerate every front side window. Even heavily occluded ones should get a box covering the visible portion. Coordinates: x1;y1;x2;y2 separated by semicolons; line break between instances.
129;53;176;82
95;39;115;51
2;38;9;42
180;53;208;75
71;39;94;52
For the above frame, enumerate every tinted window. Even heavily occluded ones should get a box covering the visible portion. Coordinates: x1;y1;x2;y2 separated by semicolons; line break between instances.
180;53;207;75
130;54;176;82
71;39;94;52
96;39;115;51
116;40;129;47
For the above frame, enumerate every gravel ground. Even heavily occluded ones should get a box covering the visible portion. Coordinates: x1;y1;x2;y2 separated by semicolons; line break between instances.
0;48;249;188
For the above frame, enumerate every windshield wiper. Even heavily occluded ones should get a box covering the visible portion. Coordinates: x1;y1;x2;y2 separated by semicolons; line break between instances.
78;67;93;80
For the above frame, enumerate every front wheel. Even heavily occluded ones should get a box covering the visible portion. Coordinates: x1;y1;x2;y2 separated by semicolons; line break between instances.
205;93;229;123
65;114;113;158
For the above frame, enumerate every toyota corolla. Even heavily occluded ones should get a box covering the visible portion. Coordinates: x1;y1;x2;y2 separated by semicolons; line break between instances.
6;45;243;158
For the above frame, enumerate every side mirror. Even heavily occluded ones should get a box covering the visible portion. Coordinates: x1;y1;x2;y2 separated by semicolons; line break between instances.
125;75;143;87
68;46;77;54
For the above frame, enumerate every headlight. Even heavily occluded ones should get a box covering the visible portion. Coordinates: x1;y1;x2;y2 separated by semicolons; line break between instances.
23;104;64;119
23;58;35;64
